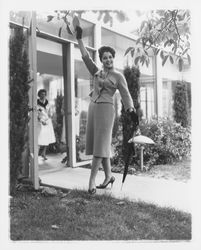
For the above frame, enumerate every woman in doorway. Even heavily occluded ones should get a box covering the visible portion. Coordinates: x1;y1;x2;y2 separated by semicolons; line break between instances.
37;89;56;160
74;23;138;194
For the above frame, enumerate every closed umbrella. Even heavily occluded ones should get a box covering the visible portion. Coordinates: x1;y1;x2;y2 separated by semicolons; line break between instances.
121;110;139;189
121;133;136;189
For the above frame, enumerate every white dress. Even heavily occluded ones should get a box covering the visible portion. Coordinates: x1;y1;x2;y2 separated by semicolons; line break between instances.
37;102;56;146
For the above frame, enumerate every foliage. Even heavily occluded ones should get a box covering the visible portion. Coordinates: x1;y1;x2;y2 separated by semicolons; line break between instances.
46;10;128;36
76;110;87;162
121;66;141;161
112;117;191;169
9;27;31;195
139;117;191;166
54;92;63;143
173;81;190;127
125;9;191;71
46;9;190;71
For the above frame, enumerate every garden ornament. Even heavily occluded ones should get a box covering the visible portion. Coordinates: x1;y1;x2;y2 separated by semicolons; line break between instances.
121;134;154;189
129;135;155;172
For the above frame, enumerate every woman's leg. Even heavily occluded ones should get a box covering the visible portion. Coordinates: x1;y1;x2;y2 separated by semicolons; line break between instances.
41;146;47;159
89;156;102;190
101;157;112;185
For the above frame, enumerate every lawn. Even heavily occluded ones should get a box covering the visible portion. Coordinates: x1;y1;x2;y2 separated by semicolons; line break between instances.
133;158;191;182
10;188;191;241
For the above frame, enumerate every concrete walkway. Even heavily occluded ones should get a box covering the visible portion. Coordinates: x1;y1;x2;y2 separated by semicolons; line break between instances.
39;155;191;213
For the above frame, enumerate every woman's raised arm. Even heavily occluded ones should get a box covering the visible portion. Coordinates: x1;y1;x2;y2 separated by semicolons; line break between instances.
75;26;98;76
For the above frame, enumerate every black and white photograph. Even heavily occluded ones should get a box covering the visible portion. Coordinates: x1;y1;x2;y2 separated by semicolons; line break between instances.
1;0;201;249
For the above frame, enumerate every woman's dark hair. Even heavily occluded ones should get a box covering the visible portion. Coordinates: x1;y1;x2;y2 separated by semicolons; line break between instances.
98;46;116;62
38;89;47;97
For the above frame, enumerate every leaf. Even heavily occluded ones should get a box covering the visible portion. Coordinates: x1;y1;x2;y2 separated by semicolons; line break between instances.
141;55;145;66
169;55;174;64
131;49;135;57
172;45;177;54
134;56;140;65
144;49;148;56
187;54;191;65
145;58;150;67
155;48;160;55
182;47;189;55
160;50;164;59
137;47;141;53
124;47;134;56
97;11;104;21
162;55;169;66
164;40;169;47
47;15;55;22
140;21;147;32
58;27;62;37
178;58;183;72
116;11;128;22
103;12;110;24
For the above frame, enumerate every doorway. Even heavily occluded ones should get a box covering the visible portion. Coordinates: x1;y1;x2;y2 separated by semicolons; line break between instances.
36;37;67;176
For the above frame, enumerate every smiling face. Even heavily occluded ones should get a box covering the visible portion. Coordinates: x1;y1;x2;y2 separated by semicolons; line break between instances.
101;52;114;70
39;91;46;101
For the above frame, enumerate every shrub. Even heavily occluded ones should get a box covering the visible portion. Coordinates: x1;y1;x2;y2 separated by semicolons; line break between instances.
173;81;190;127
139;117;191;166
9;27;30;194
121;66;141;161
112;117;191;170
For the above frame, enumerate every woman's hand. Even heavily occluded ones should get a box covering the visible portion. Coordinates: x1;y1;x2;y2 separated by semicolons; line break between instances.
129;110;139;126
75;26;82;40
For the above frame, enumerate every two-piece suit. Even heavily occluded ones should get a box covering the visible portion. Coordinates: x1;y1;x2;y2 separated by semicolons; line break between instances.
82;53;134;157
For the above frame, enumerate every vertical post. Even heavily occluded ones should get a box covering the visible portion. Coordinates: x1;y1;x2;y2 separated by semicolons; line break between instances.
140;146;144;171
28;11;39;189
94;22;101;66
153;55;163;117
63;43;76;167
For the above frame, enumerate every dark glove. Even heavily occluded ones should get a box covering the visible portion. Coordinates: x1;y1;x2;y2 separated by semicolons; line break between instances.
130;110;139;126
75;26;82;40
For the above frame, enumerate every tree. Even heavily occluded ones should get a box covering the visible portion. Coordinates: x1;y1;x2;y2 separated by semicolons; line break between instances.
173;81;189;127
9;27;31;194
125;9;191;71
46;10;128;35
47;9;190;71
121;66;141;161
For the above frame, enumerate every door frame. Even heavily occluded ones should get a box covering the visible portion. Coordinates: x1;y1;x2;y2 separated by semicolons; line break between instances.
28;11;39;189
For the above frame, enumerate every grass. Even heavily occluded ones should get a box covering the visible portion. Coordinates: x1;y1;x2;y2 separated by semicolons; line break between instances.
10;188;191;241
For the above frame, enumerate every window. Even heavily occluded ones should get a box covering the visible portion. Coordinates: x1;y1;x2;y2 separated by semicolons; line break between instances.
140;77;155;119
74;47;94;162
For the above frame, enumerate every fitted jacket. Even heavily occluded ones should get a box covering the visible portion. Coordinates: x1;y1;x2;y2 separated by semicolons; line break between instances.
82;53;134;111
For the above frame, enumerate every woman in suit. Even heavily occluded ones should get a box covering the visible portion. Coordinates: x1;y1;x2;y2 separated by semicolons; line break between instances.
75;24;138;194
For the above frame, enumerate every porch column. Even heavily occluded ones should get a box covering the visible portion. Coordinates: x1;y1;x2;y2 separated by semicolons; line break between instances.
153;55;163;117
94;22;101;66
63;43;76;167
28;11;39;189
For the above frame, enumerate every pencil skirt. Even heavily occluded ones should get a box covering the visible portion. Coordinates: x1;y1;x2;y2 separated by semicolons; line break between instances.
85;102;115;158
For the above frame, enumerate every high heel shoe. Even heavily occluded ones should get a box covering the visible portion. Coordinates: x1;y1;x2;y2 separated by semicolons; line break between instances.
88;188;96;195
41;155;48;160
96;176;115;189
